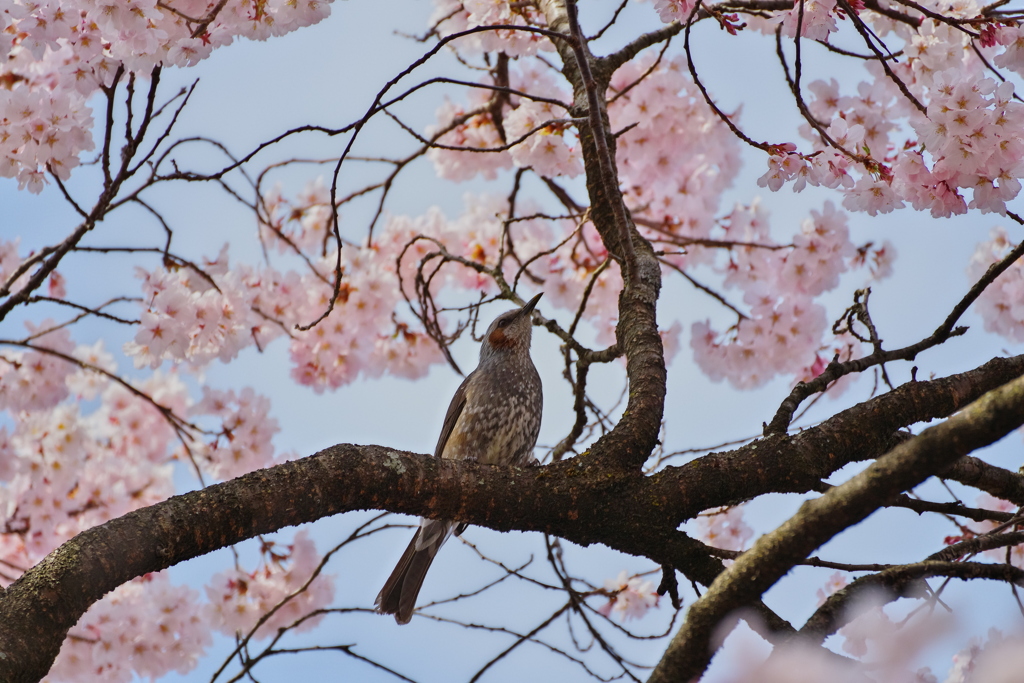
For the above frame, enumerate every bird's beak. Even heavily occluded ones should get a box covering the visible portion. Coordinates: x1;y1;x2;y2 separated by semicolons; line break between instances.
520;293;542;315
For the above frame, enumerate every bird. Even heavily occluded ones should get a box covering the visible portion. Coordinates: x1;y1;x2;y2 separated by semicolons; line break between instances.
375;293;544;624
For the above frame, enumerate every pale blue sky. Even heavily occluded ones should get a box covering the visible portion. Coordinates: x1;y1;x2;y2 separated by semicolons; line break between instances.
2;1;1022;681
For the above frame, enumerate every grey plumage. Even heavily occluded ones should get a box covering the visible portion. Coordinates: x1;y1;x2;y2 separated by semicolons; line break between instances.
375;293;544;624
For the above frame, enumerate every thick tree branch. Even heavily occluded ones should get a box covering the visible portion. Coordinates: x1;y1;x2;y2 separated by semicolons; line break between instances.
766;237;1024;435
649;371;1024;683
601;22;684;74
0;449;610;683
1;353;1022;681
928;529;1024;563
942;455;1024;506
539;0;667;471
799;559;1024;644
649;354;1024;522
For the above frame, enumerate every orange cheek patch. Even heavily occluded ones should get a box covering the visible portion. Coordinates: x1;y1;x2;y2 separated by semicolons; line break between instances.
488;327;516;348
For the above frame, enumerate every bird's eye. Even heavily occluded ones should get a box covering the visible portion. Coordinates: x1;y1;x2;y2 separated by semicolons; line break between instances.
497;318;510;328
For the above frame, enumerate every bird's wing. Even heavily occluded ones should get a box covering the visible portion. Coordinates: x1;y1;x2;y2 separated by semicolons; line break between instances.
433;372;472;459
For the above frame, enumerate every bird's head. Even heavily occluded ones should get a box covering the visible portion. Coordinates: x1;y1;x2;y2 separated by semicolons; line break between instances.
481;293;542;358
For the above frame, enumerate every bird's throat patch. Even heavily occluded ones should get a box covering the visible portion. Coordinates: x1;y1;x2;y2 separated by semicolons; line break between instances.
488;327;517;349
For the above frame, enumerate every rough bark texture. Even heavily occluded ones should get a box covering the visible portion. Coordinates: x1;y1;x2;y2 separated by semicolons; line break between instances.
540;0;667;472
648;372;1024;683
1;354;1023;681
5;3;1024;682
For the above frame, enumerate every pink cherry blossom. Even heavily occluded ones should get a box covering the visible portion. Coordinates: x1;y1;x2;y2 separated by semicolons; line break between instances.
204;530;334;639
816;571;848;606
124;256;264;369
967;227;1024;344
431;0;552;57
779;202;857;296
597;570;660;622
190;387;279;480
47;572;210;683
608;55;741;245
651;0;697;24
505;101;582;178
0;322;74;412
1;0;334;189
779;0;838;41
691;200;868;389
994;25;1024;76
965;493;1023;567
694;505;753;552
66;339;116;400
842;176;903;216
427;97;513;181
945;631;1024;683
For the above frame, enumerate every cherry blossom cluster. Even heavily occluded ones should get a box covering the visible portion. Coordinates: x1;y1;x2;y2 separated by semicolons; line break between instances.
907;75;1023;217
651;0;697;24
815;570;848;606
289;217;450;389
537;222;623;345
0;322;77;413
693;505;754;552
122;233;434;390
749;4;1024;221
756;84;906;216
691;201;887;389
131;181;556;393
779;0;841;41
425;52;739;347
189;386;279;480
204;530;335;639
0;296;324;682
994;25;1024;77
1;0;332;192
430;0;553;57
652;0;847;41
609;54;742;256
419;39;892;384
0;353;181;550
428;94;515;181
45;572;210;683
725;602;1023;683
504;98;584;178
260;176;335;254
967;227;1024;344
124;250;280;369
0;353;198;681
0;75;94;192
0;328;327;681
428;63;579;181
944;630;1024;683
963;493;1024;567
260;181;562;389
429;52;741;244
596;570;660;622
2;385;325;683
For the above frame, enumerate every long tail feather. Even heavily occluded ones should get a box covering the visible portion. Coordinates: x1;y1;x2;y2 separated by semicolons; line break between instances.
375;520;451;624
